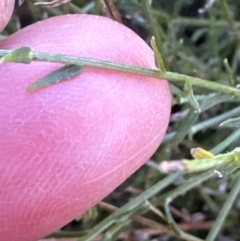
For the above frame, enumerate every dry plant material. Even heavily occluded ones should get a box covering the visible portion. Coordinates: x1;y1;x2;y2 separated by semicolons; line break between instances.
101;0;122;23
34;0;71;8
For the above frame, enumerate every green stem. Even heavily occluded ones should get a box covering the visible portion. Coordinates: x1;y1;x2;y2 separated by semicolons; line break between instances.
206;171;240;241
171;17;240;28
160;170;217;241
210;129;240;154
79;172;181;241
219;0;240;40
1;49;240;97
190;106;240;135
142;0;165;50
164;106;240;142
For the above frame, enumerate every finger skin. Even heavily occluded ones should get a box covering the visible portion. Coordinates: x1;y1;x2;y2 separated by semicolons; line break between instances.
0;14;171;241
0;0;15;32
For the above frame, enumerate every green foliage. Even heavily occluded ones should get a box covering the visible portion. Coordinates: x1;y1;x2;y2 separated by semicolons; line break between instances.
3;0;240;240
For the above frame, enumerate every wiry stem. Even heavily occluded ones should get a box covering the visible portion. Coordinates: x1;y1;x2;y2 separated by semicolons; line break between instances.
1;49;240;97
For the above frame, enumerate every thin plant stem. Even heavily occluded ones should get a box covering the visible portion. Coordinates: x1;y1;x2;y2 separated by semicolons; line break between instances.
190;106;240;135
1;49;240;97
148;170;217;240
79;172;181;241
171;17;240;28
206;171;240;241
210;129;240;154
219;0;240;40
164;106;240;142
142;0;166;49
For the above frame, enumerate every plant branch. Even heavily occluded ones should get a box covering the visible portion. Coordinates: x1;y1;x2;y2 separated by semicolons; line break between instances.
1;49;240;97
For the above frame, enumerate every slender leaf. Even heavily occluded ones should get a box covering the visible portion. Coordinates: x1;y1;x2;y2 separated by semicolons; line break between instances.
27;65;83;92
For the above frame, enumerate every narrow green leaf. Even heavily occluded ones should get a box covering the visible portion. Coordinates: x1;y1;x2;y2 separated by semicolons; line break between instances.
223;58;235;86
0;47;33;64
170;83;185;96
200;93;234;111
206;170;240;241
27;65;83;92
184;79;201;113
210;129;240;154
169;110;199;148
150;36;166;73
220;116;240;127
